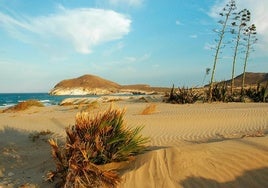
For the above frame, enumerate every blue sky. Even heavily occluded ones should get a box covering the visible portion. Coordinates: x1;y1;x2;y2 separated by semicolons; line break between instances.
0;0;267;92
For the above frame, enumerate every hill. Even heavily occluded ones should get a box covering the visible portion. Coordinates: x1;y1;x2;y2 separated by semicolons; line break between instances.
50;74;121;95
53;74;121;89
50;74;170;95
224;72;268;86
204;72;268;87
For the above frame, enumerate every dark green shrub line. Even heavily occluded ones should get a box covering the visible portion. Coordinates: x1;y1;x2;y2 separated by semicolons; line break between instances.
165;83;268;104
166;85;201;104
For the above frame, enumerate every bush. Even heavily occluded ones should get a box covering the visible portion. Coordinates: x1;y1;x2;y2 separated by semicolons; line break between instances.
210;83;228;102
166;85;201;104
3;99;44;112
244;84;268;102
205;83;232;102
47;106;149;187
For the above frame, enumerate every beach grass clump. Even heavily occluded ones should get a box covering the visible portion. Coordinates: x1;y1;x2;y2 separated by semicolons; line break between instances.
47;105;149;187
3;99;44;112
167;85;201;104
140;104;157;115
28;130;53;142
81;101;99;112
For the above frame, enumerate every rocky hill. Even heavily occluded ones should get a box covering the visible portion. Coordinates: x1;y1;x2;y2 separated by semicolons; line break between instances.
204;72;268;87
50;75;121;95
221;72;268;87
50;74;169;95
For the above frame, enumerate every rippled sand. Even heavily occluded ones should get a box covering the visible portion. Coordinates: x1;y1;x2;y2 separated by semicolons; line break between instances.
1;101;268;187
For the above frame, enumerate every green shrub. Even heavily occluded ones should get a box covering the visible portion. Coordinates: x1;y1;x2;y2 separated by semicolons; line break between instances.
47;106;149;187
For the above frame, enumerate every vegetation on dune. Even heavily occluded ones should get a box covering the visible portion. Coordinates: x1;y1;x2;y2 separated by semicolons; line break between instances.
206;0;259;102
208;0;236;102
230;8;251;94
2;99;44;112
29;130;53;142
241;23;258;93
208;83;229;102
244;83;268;102
47;105;149;187
166;85;201;104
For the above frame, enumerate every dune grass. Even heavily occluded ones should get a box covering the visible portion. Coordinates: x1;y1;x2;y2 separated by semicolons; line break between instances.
2;100;44;112
47;105;149;187
80;101;99;112
28;130;53;142
140;104;157;115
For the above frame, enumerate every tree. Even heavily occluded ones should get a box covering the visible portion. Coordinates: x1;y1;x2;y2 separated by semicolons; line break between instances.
241;24;257;94
209;0;236;102
230;9;250;94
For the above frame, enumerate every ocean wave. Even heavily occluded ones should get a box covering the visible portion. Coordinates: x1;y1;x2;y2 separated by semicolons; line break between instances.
0;103;16;108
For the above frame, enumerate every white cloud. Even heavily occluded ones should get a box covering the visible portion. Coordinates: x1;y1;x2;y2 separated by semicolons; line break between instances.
209;0;268;52
108;0;144;7
0;7;131;54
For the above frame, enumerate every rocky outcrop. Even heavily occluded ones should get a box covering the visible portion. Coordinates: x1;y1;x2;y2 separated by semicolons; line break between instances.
50;87;116;95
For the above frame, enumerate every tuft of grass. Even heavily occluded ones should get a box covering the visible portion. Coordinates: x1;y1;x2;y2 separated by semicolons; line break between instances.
47;105;149;187
140;104;157;115
80;101;99;112
29;130;53;142
3;100;44;112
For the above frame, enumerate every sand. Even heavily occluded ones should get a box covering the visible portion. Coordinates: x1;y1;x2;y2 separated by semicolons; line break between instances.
0;100;268;188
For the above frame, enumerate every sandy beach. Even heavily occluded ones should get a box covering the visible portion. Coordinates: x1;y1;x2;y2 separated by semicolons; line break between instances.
1;99;268;188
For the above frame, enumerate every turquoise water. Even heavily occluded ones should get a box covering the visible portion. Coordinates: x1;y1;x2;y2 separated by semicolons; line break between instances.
0;93;95;108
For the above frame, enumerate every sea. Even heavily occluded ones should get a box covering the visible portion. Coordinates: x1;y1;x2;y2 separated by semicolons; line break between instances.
0;93;96;108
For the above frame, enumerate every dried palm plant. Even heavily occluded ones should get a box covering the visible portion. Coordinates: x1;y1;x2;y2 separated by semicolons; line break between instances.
47;105;149;187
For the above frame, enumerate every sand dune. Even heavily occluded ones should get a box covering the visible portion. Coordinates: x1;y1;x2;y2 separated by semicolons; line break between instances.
0;101;268;187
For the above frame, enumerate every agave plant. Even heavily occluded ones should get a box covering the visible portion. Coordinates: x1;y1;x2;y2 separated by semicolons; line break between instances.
167;85;201;104
47;106;149;187
244;83;268;102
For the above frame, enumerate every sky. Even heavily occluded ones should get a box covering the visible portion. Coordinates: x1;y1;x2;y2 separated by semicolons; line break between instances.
0;0;267;93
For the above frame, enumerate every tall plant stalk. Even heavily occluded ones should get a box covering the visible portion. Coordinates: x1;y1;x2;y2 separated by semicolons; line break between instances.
230;9;250;94
209;0;236;101
241;24;257;94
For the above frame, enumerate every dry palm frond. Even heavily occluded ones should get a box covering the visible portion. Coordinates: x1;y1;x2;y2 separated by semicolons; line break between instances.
47;105;149;187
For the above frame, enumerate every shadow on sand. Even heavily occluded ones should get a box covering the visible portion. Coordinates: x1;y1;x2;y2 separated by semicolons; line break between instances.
180;167;268;188
0;126;56;187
